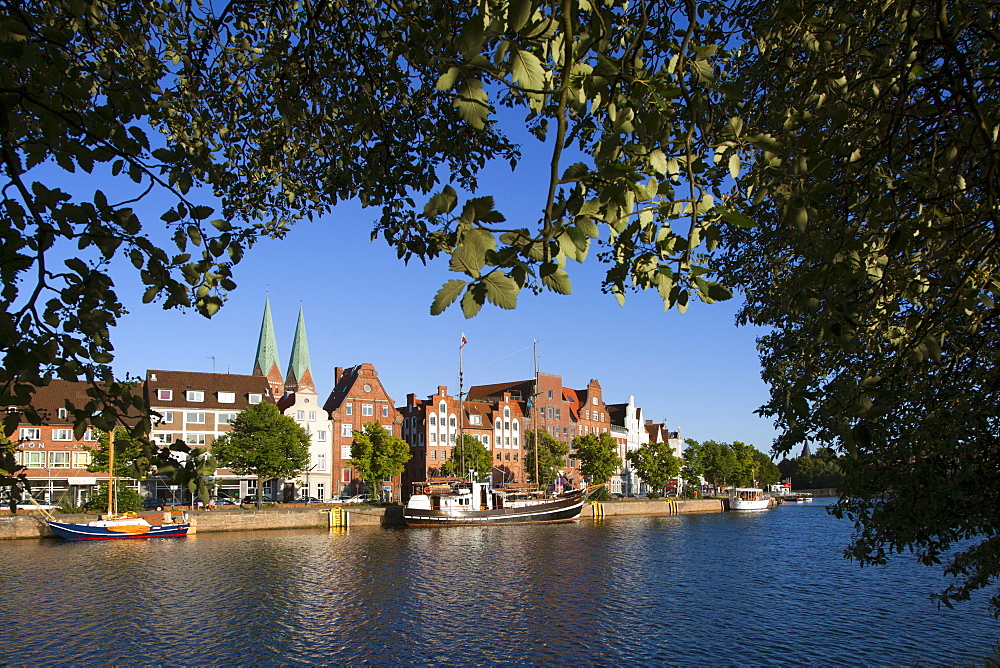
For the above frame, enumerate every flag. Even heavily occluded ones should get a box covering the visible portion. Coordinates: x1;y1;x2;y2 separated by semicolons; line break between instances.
460;332;467;348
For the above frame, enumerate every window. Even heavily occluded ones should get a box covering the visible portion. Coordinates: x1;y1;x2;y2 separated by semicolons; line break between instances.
25;451;45;467
504;421;510;430
513;437;519;447
470;414;481;425
362;404;374;417
248;393;262;404
186;412;206;424
382;405;389;417
155;411;174;425
384;425;392;435
83;428;96;441
439;402;446;413
593;397;598;405
504;407;510;418
152;433;172;446
430;450;436;460
308;411;317;421
548;390;553;398
555;408;561;419
186;390;205;402
19;428;40;441
52;429;72;441
430;432;437;443
547;407;553;419
514;453;518;461
316;454;327;471
449;417;456;428
316;430;327;442
483;435;489;446
316;483;325;501
342;468;353;483
185;433;207;446
341;445;351;459
341;423;353;437
157;389;173;401
346;403;353;415
50;451;71;468
218;413;237;425
218;391;236;403
73;451;91;468
449;433;456;442
496;453;502;461
495;419;501;430
505;452;511;461
430;416;437;426
570;428;575;438
57;407;67;419
505;437;510;446
513;421;519;432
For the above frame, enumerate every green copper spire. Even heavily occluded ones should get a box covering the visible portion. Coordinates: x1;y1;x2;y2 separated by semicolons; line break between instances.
253;297;281;380
285;306;314;392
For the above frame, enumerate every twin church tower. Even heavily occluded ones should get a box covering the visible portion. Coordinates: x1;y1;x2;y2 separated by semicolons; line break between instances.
252;298;315;400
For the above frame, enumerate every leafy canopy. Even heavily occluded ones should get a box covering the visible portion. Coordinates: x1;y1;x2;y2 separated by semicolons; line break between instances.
440;434;493;480
523;429;569;486
571;433;621;485
626;441;682;499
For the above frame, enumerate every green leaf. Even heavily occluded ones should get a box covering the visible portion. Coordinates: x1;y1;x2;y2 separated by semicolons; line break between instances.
436;67;461;91
509;48;544;89
453;79;489;129
431;280;467;315
541;265;572;294
424;186;459;217
483;273;518;309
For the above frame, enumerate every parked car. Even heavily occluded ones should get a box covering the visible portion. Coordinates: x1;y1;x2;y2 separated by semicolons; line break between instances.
211;497;237;506
296;496;324;504
331;494;369;504
142;498;183;511
14;495;60;511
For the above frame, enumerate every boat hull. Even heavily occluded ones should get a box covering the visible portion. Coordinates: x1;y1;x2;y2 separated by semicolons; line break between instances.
47;520;190;540
404;491;587;527
730;499;770;510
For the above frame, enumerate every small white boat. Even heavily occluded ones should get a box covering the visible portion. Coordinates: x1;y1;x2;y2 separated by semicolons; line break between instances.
728;487;771;510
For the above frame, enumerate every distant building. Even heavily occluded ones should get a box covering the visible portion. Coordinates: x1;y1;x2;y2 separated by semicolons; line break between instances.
607;395;650;496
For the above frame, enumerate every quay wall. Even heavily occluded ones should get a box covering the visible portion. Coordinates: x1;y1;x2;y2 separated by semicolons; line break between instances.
1;498;728;540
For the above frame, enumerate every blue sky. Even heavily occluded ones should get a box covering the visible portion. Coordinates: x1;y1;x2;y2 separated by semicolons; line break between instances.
89;130;781;455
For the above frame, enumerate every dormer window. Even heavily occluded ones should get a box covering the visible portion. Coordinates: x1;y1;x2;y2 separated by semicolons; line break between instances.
186;390;204;402
158;389;173;401
248;393;262;404
218;391;236;403
57;407;68;419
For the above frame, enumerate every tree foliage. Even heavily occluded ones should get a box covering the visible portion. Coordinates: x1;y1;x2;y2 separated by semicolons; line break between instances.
6;0;1000;615
523;429;569;486
625;441;681;499
211;402;310;509
0;433;29;513
84;481;142;514
83;427;164;480
348;422;411;501
440;434;493;480
572;433;621;485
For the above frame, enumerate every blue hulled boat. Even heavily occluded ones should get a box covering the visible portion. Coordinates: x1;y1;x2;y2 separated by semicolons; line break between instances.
47;515;190;540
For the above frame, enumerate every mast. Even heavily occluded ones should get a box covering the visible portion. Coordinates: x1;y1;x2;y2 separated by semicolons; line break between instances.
533;340;539;487
107;428;115;516
459;333;466;476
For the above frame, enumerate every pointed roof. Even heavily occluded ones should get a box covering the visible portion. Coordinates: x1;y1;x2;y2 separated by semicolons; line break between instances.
253;298;284;398
285;306;315;393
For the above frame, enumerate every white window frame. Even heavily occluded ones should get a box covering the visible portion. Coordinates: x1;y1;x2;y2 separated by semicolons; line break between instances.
218;391;236;403
248;393;262;404
73;451;91;468
341;445;351;459
157;389;173;401
185;412;207;424
49;451;71;468
25;451;45;467
83;428;96;441
316;430;327;442
19;427;41;441
186;390;205;402
341;423;353;437
316;453;327;472
382;405;389;418
362;404;374;417
308;411;317;421
184;433;207;446
52;428;72;441
152;432;173;446
218;413;237;425
57;407;68;419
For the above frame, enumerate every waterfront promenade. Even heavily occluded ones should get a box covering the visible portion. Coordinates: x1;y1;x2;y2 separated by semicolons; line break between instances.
0;497;729;539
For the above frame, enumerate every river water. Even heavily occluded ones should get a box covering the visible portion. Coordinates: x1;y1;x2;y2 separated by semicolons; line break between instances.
0;500;996;665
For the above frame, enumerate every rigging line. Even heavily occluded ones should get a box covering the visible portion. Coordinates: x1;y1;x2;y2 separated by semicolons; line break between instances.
469;344;535;370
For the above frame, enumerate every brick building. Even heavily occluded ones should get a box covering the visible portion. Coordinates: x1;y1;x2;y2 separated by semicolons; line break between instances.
1;380;110;506
322;363;402;500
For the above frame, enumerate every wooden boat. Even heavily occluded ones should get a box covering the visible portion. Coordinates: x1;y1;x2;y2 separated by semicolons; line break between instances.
40;429;190;540
404;475;601;526
728;487;771;510
47;514;190;540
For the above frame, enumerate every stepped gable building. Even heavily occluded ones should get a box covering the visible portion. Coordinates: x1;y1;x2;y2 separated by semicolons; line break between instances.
607;395;650;496
322;363;402;500
1;380;128;506
400;386;525;489
274;307;333;502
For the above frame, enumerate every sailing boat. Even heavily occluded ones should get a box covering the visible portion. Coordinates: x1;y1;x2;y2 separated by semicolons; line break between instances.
44;429;190;540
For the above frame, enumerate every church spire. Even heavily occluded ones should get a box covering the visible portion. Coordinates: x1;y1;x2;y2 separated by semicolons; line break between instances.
253;297;284;398
285;306;315;394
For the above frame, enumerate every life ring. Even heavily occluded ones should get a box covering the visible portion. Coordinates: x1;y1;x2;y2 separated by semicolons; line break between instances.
422;486;432;495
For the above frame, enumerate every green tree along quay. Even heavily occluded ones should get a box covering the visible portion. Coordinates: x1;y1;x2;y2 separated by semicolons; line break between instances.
155;442;218;509
0;433;29;512
440;434;493;480
523;429;569;487
625;441;682;499
84;481;142;514
697;440;740;489
212;402;310;509
5;0;999;615
83;427;164;481
348;423;411;502
572;433;621;485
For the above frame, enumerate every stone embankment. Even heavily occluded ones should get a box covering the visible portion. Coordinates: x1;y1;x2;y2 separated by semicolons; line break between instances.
1;498;727;540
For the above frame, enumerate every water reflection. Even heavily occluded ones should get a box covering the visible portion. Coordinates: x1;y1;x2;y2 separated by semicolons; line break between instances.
0;504;996;664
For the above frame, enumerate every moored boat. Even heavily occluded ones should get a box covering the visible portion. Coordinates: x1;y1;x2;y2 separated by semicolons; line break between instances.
47;514;190;540
404;474;600;526
728;487;771;510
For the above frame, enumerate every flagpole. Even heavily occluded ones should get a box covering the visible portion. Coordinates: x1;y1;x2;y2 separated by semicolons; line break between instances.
459;333;465;476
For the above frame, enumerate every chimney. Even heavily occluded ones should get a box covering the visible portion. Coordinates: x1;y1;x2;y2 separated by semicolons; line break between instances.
335;367;343;383
438;385;448;396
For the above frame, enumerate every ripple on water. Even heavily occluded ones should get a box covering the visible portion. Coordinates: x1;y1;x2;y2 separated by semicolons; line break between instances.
0;505;996;665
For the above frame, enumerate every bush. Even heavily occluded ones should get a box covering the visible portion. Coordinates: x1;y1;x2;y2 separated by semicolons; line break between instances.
85;482;142;513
